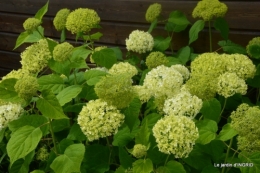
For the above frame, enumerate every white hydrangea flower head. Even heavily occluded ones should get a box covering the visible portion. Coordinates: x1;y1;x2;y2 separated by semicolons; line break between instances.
152;115;199;158
170;64;190;81
217;72;247;98
131;144;147;158
126;30;154;54
1;69;29;81
0;103;24;130
163;90;203;118
133;85;151;103
109;62;138;77
77;99;124;141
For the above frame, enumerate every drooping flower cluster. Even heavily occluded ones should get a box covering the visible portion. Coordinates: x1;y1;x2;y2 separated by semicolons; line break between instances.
90;46;107;63
145;3;162;22
53;8;70;31
145;51;169;69
131;144;147;158
53;42;74;62
66;8;100;34
152;115;199;158
109;62;138;77
20;39;52;74
192;0;228;21
23;18;41;32
1;69;29;81
126;30;154;54
77;99;124;141
0;103;24;130
246;37;260;59
36;146;49;161
230;104;260;153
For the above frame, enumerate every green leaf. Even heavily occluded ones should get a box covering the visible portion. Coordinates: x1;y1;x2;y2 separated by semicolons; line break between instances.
0;78;23;103
113;125;133;147
214;17;229;40
38;74;65;94
30;170;45;173
10;151;34;173
7;126;42;165
69;46;91;69
247;75;260;88
123;98;142;131
0;127;5;142
148;19;158;33
218;40;247;54
177;46;191;64
200;98;221;123
142;113;162;131
165;22;187;33
83;32;103;41
34;1;49;20
248;44;260;59
67;123;86;141
168;10;190;26
197;140;225;162
56;85;82;106
156;160;186;173
50;144;85;173
239;152;260;173
92;48;117;68
216;123;237;141
133;159;153;173
189;20;205;44
84;70;107;86
136;119;150;146
153;36;171;52
201;165;220;173
167;56;182;66
110;47;123;60
196;119;218;145
47;38;58;55
119;147;134;169
51;119;70;132
48;59;71;76
36;90;68;119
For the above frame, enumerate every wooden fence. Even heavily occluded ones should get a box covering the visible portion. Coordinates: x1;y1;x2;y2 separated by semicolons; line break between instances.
0;0;260;77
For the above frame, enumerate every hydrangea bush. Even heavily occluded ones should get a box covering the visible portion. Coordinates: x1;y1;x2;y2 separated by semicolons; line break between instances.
1;0;260;173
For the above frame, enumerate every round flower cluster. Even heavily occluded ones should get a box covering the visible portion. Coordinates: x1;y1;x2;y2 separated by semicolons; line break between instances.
1;69;29;81
133;85;151;103
20;39;52;74
14;75;39;101
94;74;135;109
246;37;260;59
0;103;24;130
192;0;228;21
109;62;138;77
216;72;247;98
145;51;169;69
77;99;124;141
66;8;100;34
145;3;162;22
85;67;108;73
131;144;147;158
90;46;107;63
23;18;41;32
53;42;74;62
36;146;49;161
171;64;190;81
53;8;70;31
126;30;154;54
163;90;203;118
152;115;199;158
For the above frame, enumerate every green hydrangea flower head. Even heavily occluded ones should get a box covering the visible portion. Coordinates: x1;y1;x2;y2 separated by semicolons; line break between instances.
216;72;247;98
246;37;260;59
20;39;52;74
145;3;162;22
23;17;41;32
126;30;154;54
36;146;49;161
53;42;74;62
1;69;29;81
171;64;190;81
109;62;138;77
192;0;228;21
237;136;260;153
131;144;147;158
90;46;107;63
94;74;135;109
77;99;124;141
53;8;70;31
133;85;151;103
66;8;100;34
14;75;39;101
145;51;169;69
0;103;24;130
153;115;199;158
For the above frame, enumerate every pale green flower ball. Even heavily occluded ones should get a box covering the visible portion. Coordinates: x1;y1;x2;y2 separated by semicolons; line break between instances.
163;90;203;118
14;75;39;101
145;51;169;69
132;144;147;158
217;72;247;98
53;8;70;31
23;18;41;32
1;69;29;81
77;99;124;141
126;30;154;54
20;39;52;74
237;136;260;153
133;85;151;103
171;64;190;81
152;115;199;158
36;146;49;161
90;46;107;63
246;37;260;58
53;42;74;62
94;74;135;109
145;3;162;22
0;103;24;130
192;0;228;21
66;8;100;34
109;62;138;77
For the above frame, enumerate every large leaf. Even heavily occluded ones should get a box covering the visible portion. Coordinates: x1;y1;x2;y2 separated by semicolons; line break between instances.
148;19;158;33
67;123;86;141
34;1;49;20
84;70;107;86
38;74;65;94
133;159;153;173
216;123;238;141
200;98;221;123
136;119;150;146
9;151;34;173
119;147;134;169
196;119;218;145
92;48;117;68
69;46;91;69
214;17;229;40
50;144;85;173
156;161;186;173
218;40;247;54
239;152;260;173
189;20;205;44
7;126;42;165
177;46;191;64
36;90;68;119
56;85;82;106
197;140;225;162
153;36;171;52
48;59;71;77
113;125;133;147
168;10;190;26
0;78;23;103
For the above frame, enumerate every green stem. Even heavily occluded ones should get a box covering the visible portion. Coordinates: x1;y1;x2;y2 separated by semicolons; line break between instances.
222;137;233;173
220;98;227;117
68;58;78;84
164;154;170;166
209;20;212;52
49;119;58;155
106;137;112;164
0;153;6;164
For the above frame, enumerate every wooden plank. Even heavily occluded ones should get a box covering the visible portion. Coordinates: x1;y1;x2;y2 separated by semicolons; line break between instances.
0;50;21;69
